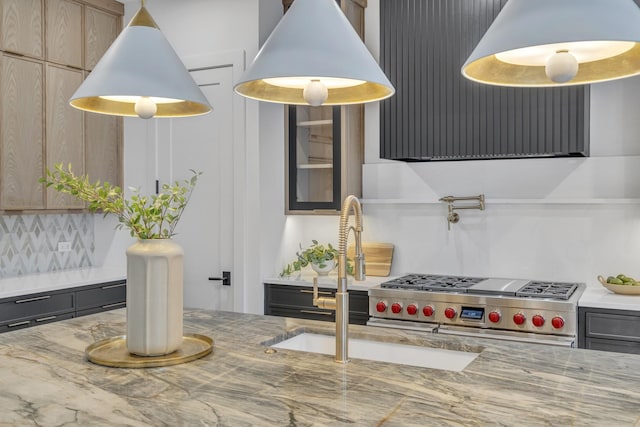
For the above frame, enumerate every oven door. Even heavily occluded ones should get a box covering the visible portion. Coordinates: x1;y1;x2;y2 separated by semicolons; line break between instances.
367;318;576;347
367;317;439;333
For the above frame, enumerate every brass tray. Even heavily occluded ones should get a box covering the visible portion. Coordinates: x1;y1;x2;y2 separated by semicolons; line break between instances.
597;275;640;295
86;334;213;368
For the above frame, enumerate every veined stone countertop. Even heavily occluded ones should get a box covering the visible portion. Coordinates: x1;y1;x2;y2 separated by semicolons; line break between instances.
1;309;639;426
0;267;126;299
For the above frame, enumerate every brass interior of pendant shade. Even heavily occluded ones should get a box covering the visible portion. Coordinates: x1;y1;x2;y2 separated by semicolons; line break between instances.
70;97;211;118
464;43;640;87
235;80;394;105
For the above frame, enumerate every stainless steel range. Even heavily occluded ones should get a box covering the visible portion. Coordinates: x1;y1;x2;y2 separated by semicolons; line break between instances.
368;274;586;346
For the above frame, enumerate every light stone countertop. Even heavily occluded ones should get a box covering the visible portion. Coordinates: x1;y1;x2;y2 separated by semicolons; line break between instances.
1;308;639;426
263;272;393;291
579;284;640;311
0;267;126;299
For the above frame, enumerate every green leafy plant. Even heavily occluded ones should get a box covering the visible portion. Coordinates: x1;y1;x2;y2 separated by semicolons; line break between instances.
281;240;353;277
41;163;201;239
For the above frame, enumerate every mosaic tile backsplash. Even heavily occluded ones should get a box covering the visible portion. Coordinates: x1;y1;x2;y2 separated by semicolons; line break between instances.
0;214;94;278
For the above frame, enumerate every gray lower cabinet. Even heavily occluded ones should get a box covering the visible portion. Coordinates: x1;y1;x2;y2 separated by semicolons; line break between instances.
0;279;126;333
578;307;640;355
75;280;127;317
264;283;369;325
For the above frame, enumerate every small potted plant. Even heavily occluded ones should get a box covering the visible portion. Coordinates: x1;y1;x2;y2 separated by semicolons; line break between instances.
41;163;200;356
281;240;341;277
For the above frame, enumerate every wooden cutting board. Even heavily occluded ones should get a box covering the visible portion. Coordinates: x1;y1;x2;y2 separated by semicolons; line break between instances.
347;242;394;277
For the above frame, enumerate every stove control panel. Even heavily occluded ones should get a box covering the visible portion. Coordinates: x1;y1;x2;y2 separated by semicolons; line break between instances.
369;297;576;335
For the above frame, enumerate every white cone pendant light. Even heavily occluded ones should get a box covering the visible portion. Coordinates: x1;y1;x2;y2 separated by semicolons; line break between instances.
69;1;211;118
462;0;640;87
234;0;394;105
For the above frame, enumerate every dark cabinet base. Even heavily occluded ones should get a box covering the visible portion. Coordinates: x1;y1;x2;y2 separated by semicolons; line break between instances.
0;279;126;334
578;306;640;355
264;283;369;325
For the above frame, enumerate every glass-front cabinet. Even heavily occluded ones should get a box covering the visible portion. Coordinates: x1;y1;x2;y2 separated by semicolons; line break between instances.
286;104;362;214
287;105;340;211
282;0;366;214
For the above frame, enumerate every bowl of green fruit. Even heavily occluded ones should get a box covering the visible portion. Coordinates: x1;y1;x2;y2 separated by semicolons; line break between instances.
598;274;640;295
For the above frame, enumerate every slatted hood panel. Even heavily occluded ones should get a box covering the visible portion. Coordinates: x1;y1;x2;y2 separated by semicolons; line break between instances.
379;0;590;161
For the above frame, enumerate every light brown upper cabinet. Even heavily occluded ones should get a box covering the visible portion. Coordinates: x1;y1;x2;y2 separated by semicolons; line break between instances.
84;5;118;70
46;0;82;68
0;0;44;59
0;54;45;209
0;0;123;212
46;64;84;209
85;111;120;187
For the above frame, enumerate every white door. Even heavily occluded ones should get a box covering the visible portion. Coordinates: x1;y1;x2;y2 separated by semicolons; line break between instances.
156;65;235;310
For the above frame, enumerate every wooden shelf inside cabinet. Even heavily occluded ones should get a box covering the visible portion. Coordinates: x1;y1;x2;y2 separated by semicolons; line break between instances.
297;164;333;170
297;119;333;126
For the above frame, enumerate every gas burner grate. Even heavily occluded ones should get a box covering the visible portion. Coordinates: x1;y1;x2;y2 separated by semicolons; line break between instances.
516;281;579;300
381;274;486;292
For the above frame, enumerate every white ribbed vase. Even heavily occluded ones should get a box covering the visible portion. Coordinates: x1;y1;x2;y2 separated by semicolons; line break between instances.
126;239;184;356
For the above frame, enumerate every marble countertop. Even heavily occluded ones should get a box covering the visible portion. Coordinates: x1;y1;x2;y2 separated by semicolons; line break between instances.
0;267;126;299
1;309;639;426
579;283;640;311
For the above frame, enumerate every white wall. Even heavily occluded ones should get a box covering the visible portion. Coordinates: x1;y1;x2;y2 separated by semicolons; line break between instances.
96;0;640;315
95;0;283;314
271;0;640;294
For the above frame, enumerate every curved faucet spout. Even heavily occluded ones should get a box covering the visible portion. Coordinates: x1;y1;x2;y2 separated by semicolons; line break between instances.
338;195;365;293
312;195;366;363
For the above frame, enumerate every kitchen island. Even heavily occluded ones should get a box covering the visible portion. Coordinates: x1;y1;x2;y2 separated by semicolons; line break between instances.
1;309;639;426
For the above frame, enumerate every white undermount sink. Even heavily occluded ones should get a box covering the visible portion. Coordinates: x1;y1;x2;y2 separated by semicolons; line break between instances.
271;333;479;372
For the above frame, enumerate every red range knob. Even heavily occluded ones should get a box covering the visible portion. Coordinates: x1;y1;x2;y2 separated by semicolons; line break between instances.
488;311;501;323
375;301;387;313
391;303;403;314
422;305;435;317
532;314;545;327
513;312;526;325
444;307;457;319
407;304;418;315
551;316;565;329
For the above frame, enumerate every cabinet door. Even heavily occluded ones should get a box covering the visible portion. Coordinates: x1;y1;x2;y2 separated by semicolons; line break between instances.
287;105;341;211
46;0;82;68
0;54;45;209
46;64;84;209
85;110;121;186
0;0;43;58
0;291;75;324
75;281;126;311
84;5;119;71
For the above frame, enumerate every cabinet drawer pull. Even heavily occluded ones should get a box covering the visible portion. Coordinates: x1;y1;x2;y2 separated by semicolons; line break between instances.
36;316;57;323
101;302;126;309
8;320;30;328
300;310;333;316
101;283;126;290
15;295;51;304
300;289;332;296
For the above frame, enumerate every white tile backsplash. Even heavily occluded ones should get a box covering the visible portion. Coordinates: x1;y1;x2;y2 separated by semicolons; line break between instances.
0;214;94;278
